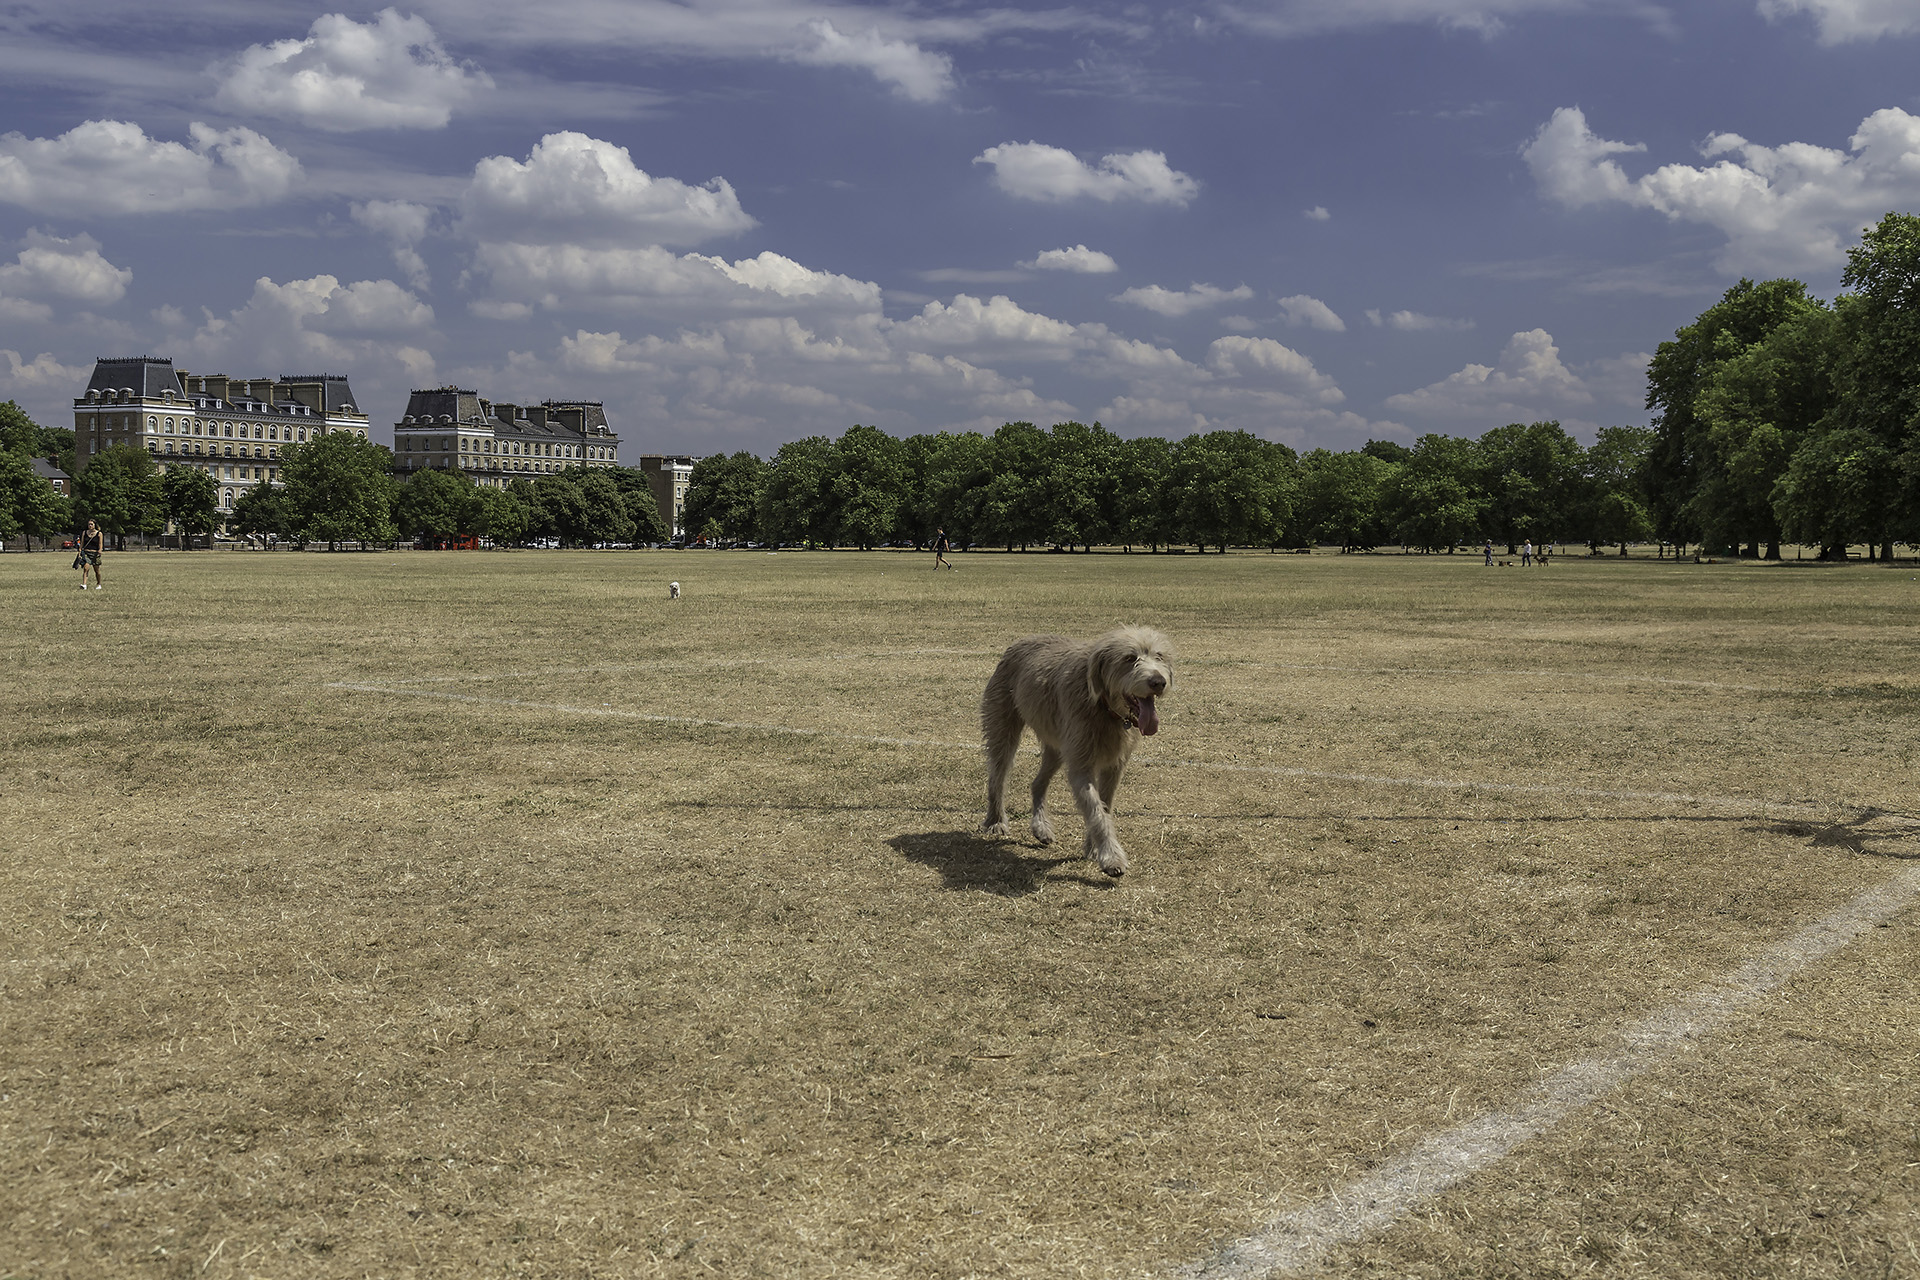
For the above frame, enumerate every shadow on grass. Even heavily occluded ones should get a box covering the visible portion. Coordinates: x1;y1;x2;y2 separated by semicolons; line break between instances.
887;830;1114;895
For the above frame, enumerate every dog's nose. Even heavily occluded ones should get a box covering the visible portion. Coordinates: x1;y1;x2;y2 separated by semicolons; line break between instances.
1148;674;1166;694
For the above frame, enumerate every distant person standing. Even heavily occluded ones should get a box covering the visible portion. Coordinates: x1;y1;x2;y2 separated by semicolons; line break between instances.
78;519;104;589
1483;539;1493;566
933;528;955;570
1520;539;1534;567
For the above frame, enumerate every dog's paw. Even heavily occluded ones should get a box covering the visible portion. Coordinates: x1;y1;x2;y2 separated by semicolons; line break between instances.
1030;813;1055;845
983;819;1011;838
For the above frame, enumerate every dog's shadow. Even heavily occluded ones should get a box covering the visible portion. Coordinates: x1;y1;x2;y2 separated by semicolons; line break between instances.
888;830;1115;895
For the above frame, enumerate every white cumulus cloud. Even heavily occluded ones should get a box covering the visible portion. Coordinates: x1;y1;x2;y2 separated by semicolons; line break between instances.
0;230;130;307
1524;104;1920;273
1758;0;1920;42
788;20;953;102
1206;336;1344;404
351;199;433;290
974;142;1199;205
461;131;756;248
1384;328;1591;420
471;243;881;316
1303;205;1331;220
1365;307;1475;331
1113;282;1253;316
1027;244;1119;273
179;274;438;387
214;9;492;131
0;120;300;215
1277;293;1345;331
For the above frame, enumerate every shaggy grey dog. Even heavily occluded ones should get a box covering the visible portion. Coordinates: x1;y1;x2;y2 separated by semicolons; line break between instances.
980;625;1174;877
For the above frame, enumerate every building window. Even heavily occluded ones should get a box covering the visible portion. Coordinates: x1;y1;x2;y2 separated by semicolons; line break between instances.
222;489;232;508
148;416;157;429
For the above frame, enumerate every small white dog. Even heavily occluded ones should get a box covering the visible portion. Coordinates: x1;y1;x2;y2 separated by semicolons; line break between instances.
669;581;681;599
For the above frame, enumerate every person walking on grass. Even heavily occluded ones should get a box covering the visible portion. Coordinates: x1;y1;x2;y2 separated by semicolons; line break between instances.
934;527;955;570
1483;539;1493;567
77;519;104;590
1521;539;1534;567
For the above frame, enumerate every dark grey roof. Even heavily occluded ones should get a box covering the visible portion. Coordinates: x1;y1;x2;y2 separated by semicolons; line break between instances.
31;457;69;481
278;374;360;413
86;357;183;399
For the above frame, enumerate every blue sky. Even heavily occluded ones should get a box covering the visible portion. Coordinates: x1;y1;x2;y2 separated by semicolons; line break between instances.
1;0;1916;455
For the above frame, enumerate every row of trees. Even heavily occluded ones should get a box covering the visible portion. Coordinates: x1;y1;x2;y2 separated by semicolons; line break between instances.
230;437;669;549
682;419;1656;554
1647;211;1920;560
0;419;669;551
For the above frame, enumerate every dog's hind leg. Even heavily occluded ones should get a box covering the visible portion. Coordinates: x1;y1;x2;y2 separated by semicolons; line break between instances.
981;686;1023;838
1067;765;1127;877
1029;744;1062;844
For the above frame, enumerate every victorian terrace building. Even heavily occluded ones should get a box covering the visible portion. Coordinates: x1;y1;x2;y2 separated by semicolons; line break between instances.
75;357;371;513
395;388;621;486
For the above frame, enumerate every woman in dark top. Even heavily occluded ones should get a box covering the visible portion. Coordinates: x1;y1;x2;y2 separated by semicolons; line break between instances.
78;519;104;590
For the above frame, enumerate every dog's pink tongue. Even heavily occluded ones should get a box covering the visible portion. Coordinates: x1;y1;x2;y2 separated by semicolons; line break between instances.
1134;696;1159;735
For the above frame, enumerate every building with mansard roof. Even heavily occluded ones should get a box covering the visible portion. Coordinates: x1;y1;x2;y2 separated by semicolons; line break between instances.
73;357;370;514
393;387;621;487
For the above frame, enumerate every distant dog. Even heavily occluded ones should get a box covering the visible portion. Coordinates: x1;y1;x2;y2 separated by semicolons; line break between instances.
981;626;1174;877
669;581;681;599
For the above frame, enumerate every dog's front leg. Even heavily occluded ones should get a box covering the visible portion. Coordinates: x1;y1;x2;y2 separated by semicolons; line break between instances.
1029;744;1062;844
1068;766;1127;876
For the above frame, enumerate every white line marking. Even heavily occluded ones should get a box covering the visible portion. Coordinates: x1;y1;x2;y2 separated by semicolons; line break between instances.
376;649;1002;687
1180;862;1920;1278
1203;660;1779;694
326;682;1824;816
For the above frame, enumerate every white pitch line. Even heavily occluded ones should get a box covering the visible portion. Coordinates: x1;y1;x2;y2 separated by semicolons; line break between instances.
1180;862;1920;1279
1205;660;1780;694
326;682;1824;816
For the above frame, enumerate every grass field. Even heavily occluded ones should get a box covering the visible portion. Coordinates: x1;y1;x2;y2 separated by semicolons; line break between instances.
3;546;1917;1279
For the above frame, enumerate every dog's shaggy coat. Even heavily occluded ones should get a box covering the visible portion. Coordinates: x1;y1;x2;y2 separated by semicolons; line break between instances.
981;625;1174;877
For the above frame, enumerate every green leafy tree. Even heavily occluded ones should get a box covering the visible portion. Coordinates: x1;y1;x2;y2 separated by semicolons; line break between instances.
0;401;38;457
1038;421;1120;551
916;431;994;546
1110;435;1177;550
1472;421;1583;553
1685;298;1837;556
606;469;671;544
75;445;164;548
1382;434;1481;552
1574;426;1655;555
1297;448;1396;550
1826;212;1920;556
532;471;589;545
396;468;477;541
682;452;766;542
280;432;398;550
577;469;635;545
228;483;288;544
760;436;837;547
0;450;31;544
1772;427;1898;559
1645;278;1819;551
978;422;1050;550
161;465;220;545
830;424;906;549
478;484;531;546
1172;430;1297;552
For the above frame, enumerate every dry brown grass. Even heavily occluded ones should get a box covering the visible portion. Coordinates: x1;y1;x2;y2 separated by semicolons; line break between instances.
2;547;1916;1278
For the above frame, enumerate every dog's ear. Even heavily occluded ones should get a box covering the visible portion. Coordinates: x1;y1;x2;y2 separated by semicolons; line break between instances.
1086;634;1116;706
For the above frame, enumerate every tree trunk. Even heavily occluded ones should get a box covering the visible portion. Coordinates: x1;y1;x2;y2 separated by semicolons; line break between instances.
1882;540;1895;562
1765;541;1780;560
